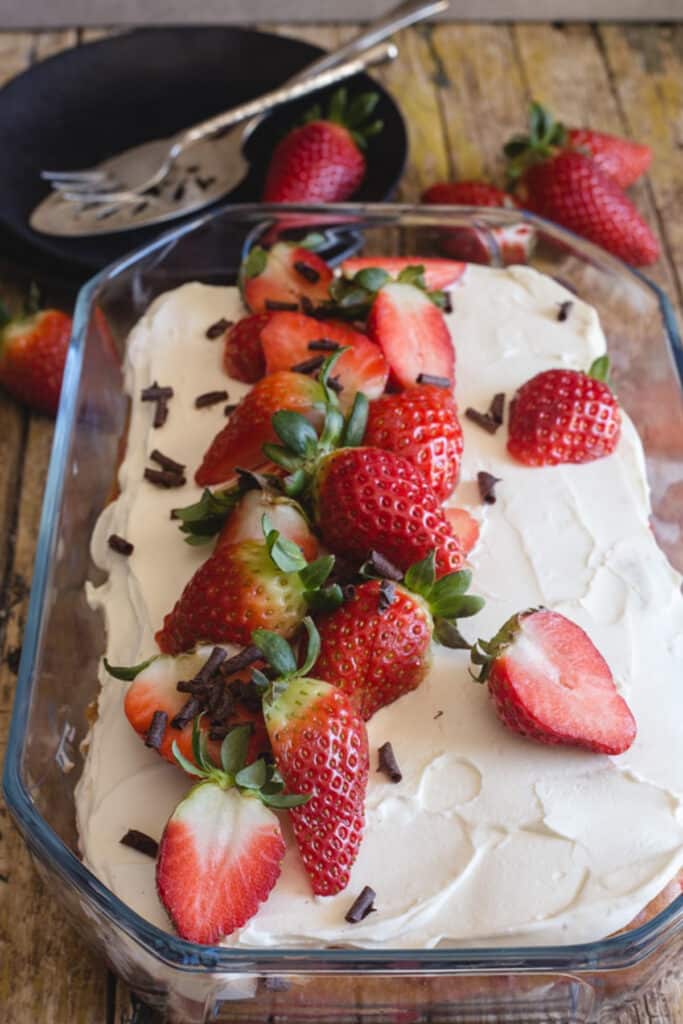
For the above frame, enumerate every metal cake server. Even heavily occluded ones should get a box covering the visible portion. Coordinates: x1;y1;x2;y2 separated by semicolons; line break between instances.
31;0;448;238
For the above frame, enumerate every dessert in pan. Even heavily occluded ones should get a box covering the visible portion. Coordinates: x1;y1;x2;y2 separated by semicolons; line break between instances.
77;241;683;948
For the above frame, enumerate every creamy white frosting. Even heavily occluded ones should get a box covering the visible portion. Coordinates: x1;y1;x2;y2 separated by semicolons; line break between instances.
76;266;683;949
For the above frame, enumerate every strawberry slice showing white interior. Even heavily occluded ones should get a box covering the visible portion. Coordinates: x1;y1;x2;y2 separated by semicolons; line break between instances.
341;256;466;291
367;282;455;390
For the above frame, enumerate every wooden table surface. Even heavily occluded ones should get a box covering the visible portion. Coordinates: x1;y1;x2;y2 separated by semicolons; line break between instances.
1;20;682;1024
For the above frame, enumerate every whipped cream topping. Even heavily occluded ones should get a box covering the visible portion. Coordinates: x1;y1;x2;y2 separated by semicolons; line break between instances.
77;267;683;949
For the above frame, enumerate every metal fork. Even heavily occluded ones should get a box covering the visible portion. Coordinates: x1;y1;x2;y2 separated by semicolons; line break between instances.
40;41;397;209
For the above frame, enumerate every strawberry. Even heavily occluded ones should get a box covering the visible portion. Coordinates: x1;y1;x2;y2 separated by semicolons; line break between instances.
260;312;388;408
223;314;269;383
340;257;466;292
240;243;333;315
216;489;319;563
470;608;637;754
566;128;651;190
367;282;455;390
157;721;306;943
314;552;484;720
507;357;621;467
156;517;341;653
195;371;323;487
421;181;535;265
254;620;369;896
504;103;658;266
364;384;463;502
443;507;480;556
0;303;72;416
262;88;381;204
105;647;269;770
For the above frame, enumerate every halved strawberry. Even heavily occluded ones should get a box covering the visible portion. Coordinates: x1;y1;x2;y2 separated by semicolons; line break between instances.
223;314;269;383
367;282;454;390
260;312;388;408
156;721;303;944
240;243;333;314
471;608;637;754
195;371;324;487
340;257;466;291
444;507;480;556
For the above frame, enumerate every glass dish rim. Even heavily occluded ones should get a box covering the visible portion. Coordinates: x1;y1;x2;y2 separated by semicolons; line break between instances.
4;201;683;974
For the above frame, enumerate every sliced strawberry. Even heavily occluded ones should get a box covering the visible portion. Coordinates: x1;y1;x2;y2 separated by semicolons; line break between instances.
444;507;480;556
471;609;637;754
157;782;285;943
367;282;454;390
340;257;466;291
260;312;388;407
217;489;319;563
240;243;333;314
223;314;269;383
195;371;324;487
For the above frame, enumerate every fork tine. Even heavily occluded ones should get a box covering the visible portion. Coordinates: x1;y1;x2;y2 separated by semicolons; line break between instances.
41;169;111;183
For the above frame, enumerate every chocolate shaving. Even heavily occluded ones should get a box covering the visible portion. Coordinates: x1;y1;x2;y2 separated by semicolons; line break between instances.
416;373;451;388
433;710;444;720
196;646;228;685
300;295;315;315
465;408;499;435
120;830;159;859
367;550;403;582
342;584;357;602
145;710;168;750
150;449;186;475
345;886;377;924
144;468;186;488
442;292;453;314
153;398;169;429
327;375;343;394
307;339;340;352
377;741;402;782
377;580;396;613
294;261;320;284
141;382;174;402
290;354;325;375
557;300;574;322
477;471;501;504
195;390;229;409
224;403;237;416
171;697;201;731
265;299;299;312
488;392;505;426
205;318;233;340
219;644;262;678
108;534;134;556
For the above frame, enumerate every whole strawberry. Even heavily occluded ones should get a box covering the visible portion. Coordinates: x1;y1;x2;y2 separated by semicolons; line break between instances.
470;608;637;754
504;103;658;266
155;515;341;653
421;181;535;265
314;552;484;720
263;88;382;203
157;721;306;943
254;619;369;896
507;356;621;467
364;384;463;502
0;301;72;416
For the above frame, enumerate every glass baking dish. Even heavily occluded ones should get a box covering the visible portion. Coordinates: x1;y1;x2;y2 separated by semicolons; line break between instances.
4;204;683;1024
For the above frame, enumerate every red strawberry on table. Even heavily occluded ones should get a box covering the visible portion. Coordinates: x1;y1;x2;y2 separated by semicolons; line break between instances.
254;619;369;896
364;384;463;502
0;301;72;416
340;256;466;292
507;357;621;467
195;370;324;487
314;551;484;720
421;181;535;265
367;281;454;390
157;721;306;943
470;608;637;754
223;314;269;383
240;242;333;315
262;88;382;203
156;515;341;654
260;312;388;407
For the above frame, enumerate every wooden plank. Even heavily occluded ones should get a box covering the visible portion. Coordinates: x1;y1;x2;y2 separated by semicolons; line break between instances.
0;32;33;86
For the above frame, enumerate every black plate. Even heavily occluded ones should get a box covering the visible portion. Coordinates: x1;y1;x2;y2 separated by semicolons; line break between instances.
0;27;406;281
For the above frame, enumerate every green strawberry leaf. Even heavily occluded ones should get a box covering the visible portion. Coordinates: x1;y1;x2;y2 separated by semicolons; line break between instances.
299;554;335;590
253;629;298;678
261;791;310;808
354;267;390;292
220;724;252;777
282;467;309;497
298;617;321;677
251;668;271;690
191;715;204;771
235;758;267;790
341;392;369;448
429;569;472;606
305;583;344;613
174;486;242;544
263;515;308;574
346;91;379;127
103;654;157;681
403;550;437;598
396;265;427;289
261;443;303;473
299;232;326;251
434;619;472;649
171;741;205;778
318;405;345;451
272;411;319;457
588;355;610;382
242;246;268;280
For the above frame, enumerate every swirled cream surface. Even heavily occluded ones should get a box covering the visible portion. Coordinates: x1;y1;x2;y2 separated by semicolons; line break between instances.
76;266;683;948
